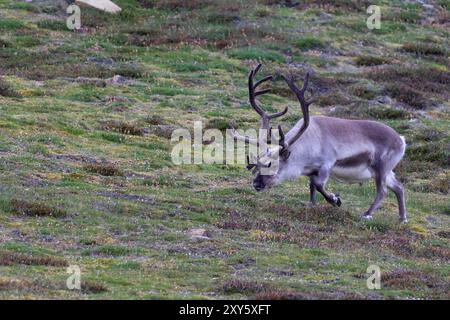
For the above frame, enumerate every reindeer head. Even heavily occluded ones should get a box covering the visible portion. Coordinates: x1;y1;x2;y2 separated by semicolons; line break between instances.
230;64;314;192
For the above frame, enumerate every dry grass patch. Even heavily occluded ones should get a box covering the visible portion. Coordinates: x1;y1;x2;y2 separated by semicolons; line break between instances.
0;38;12;48
218;205;355;232
101;120;144;136
437;230;450;239
83;162;123;176
0;252;68;267
315;91;352;107
383;83;426;109
355;55;390;66
368;66;450;96
145;115;166;125
253;289;307;300
0;277;41;291
402;42;447;56
253;289;366;300
219;279;272;295
10;199;66;217
147;0;213;10
295;205;356;225
216;210;253;230
406;142;449;167
0;77;20;97
291;0;372;12
417;246;450;261
363;106;410;120
149;125;177;139
394;159;440;181
365;230;418;256
383;268;450;298
81;280;108;294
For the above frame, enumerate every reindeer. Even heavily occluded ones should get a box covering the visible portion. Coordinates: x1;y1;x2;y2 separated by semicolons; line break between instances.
230;64;407;223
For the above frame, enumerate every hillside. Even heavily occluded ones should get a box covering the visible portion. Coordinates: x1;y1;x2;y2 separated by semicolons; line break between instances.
0;0;449;299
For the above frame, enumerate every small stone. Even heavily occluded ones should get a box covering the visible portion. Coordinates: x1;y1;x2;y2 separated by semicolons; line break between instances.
188;228;209;237
105;75;128;85
407;119;428;130
87;57;114;66
150;125;177;139
71;77;106;87
188;228;210;241
376;95;392;105
190;235;210;242
75;0;122;13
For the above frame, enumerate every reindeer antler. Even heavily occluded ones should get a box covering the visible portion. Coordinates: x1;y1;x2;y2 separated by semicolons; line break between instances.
279;72;313;150
229;65;313;165
248;64;288;130
229;64;288;149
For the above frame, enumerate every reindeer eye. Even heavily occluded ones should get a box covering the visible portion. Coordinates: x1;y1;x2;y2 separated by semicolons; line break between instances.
281;149;291;160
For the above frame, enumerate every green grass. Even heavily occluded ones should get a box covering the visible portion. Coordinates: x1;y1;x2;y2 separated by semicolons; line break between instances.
36;19;69;31
0;0;448;300
294;36;325;51
0;18;25;30
228;47;286;63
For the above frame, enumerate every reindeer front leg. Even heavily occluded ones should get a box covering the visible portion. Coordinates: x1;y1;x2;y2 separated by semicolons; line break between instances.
311;166;342;207
309;176;317;205
361;171;387;220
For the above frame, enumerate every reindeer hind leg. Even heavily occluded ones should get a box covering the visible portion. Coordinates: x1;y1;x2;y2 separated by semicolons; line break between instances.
386;171;407;223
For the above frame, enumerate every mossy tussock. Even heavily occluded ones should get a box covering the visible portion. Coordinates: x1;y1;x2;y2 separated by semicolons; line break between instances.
402;42;447;56
253;289;367;300
0;78;20;98
101;120;145;136
83;162;123;177
9;199;67;218
219;279;273;295
0;278;43;292
354;55;390;67
0;252;68;267
383;269;450;298
81;281;108;294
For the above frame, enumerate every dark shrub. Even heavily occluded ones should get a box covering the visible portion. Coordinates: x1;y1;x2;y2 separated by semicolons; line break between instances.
10;199;66;217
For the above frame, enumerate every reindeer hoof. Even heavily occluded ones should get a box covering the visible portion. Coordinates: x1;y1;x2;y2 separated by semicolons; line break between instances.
361;214;373;221
399;218;408;224
331;193;342;207
335;195;342;207
305;202;315;208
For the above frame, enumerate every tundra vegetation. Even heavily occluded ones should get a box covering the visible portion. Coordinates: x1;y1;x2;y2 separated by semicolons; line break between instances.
0;0;448;299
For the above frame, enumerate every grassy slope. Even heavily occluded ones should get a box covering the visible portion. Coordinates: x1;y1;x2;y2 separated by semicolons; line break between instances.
0;0;449;299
